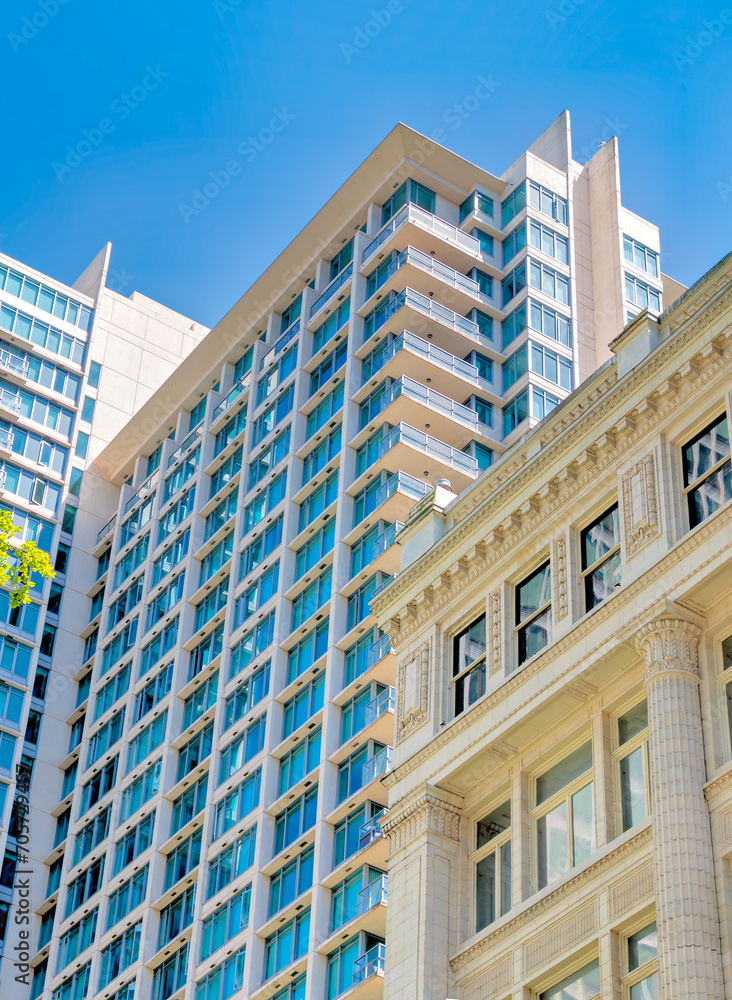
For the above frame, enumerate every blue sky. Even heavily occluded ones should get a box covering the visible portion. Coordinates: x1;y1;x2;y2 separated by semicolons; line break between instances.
0;0;729;326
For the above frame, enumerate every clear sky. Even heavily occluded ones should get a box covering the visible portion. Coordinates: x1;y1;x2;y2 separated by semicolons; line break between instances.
1;0;729;327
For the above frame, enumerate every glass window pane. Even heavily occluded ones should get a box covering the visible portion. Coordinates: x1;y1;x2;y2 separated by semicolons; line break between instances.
571;782;595;864
536;801;568;889
629;921;658;969
540;960;601;999
517;563;551;623
620;746;646;831
630;974;659;1000
477;801;510;848
537;742;593;803
618;701;648;745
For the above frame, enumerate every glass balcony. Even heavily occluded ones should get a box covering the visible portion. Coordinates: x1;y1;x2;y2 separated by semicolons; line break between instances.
364;687;395;727
0;427;11;451
366;633;392;671
375;471;429;509
356;874;388;916
372;523;403;560
362;745;393;785
0;386;21;415
309;262;353;319
375;375;490;435
123;471;158;515
212;370;252;422
0;349;28;379
362;202;481;264
376;330;489;389
358;815;384;851
96;513;117;546
368;246;480;302
353;943;386;983
167;426;201;469
379;422;478;478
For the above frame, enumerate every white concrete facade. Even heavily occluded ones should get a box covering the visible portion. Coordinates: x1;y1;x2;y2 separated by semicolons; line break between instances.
7;115;677;1000
373;253;732;999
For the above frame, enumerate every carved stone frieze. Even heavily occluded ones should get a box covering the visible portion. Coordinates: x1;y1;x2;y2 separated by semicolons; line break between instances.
635;616;702;682
383;785;462;853
397;640;430;741
621;453;660;556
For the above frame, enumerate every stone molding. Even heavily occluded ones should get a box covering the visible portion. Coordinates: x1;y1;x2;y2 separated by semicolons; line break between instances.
384;502;732;787
450;825;652;974
372;288;732;643
621;452;660;556
635;616;702;682
554;534;568;620
489;588;502;674
382;785;462;852
704;763;732;802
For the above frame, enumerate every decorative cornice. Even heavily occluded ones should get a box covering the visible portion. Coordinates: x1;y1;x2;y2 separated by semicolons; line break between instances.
372;285;732;627
449;825;653;975
387;499;732;785
382;784;463;852
704;763;732;802
635;616;702;683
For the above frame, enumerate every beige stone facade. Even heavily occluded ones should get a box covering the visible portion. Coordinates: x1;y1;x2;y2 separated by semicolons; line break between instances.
373;253;732;999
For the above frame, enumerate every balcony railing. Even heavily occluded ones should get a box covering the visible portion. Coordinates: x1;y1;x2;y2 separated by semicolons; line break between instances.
369;245;480;302
358;815;384;850
376;375;489;435
212;371;251;422
353;943;386;983
375;470;430;509
260;320;300;372
378;329;489;388
372;522;403;560
309;262;353;319
364;686;395;727
95;513;117;545
379;422;478;478
366;633;392;670
362;745;393;785
356;874;388;916
0;386;21;416
0;428;11;452
0;349;28;379
167;426;201;469
123;471;158;515
362;202;481;264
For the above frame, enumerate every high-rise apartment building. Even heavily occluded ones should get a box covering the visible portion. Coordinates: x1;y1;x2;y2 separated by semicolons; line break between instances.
372;252;732;1000
0;244;208;985
10;112;677;1000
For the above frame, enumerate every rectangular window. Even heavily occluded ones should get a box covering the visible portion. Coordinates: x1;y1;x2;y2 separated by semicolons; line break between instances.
158;884;196;949
213;769;261;838
183;671;219;729
269;845;314;917
581;504;621;610
528;258;569;305
229;612;275;680
133;663;173;723
224;663;269;731
530;342;572;390
306;382;344;439
190;622;224;680
274;786;318;855
77;757;117;818
501;182;526;228
624;273;661;312
164;829;202;890
210;446;241;497
453;613;487;716
86;709;125;767
292;566;332;630
72;806;110;865
264;910;310;980
177;721;214;781
287;620;328;684
113;812;154;876
233;561;279;629
502;223;526;266
170;773;208;836
333;802;384;867
623;235;659;277
56;907;97;973
474;801;511;931
313;297;350;354
157;489;195;547
381;178;435;224
540;960;600;1000
529;219;569;264
528;181;568;226
682;413;731;528
279;729;321;796
516;561;551;665
534;741;594;890
240;516;283;579
625;922;659;998
204;489;236;542
108;576;144;630
207;826;256;897
64;857;105;918
119;759;161;822
194;947;245;1000
615;700;650;832
140;617;179;676
152;942;188;1000
299;470;338;531
201;888;251;961
502;262;526;306
284;672;325;739
243;468;287;531
98;920;141;990
218;715;266;783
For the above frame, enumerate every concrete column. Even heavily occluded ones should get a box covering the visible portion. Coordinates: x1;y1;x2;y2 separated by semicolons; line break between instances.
382;784;462;1000
635;616;724;999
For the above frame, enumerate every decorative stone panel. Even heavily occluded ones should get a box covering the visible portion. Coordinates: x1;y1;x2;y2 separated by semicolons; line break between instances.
522;899;598;976
460;958;511;1000
621;453;660;556
609;861;654;919
553;534;569;620
397;640;430;741
383;785;462;854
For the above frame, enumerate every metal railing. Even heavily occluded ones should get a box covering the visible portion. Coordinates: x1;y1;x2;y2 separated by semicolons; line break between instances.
374;375;489;434
212;371;251;422
375;470;430;509
362;202;481;263
364;686;395;727
0;349;28;379
356;874;388;916
379;329;491;388
309;262;353;318
95;513;117;545
0;387;21;415
369;245;479;301
167;426;201;469
358;814;384;850
353;943;386;983
366;633;392;670
379;422;478;477
362;745;393;785
123;471;158;515
372;522;403;560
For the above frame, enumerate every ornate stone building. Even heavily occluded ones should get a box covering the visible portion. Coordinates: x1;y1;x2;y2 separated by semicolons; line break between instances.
373;251;732;999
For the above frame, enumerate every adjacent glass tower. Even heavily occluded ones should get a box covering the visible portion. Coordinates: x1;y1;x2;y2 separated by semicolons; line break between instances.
9;113;672;1000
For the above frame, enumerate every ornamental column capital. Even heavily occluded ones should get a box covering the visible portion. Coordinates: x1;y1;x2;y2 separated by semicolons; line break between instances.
635;615;703;684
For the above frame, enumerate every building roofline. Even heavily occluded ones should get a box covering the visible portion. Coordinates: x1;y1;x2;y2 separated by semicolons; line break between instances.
93;123;516;481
